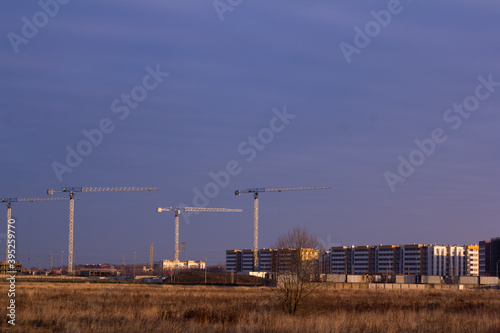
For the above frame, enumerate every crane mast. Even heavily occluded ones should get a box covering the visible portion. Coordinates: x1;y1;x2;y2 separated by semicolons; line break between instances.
47;186;159;274
156;206;242;262
234;186;332;271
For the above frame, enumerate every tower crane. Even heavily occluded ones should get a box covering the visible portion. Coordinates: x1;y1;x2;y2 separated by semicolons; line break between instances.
178;241;186;253
234;186;332;270
47;186;159;274
1;196;71;263
156;206;242;262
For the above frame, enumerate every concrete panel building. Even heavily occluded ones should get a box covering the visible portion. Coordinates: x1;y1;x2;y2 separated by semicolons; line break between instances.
326;243;478;277
375;245;401;274
491;237;500;278
319;250;331;274
401;244;426;275
352;246;374;274
465;245;479;276
479;240;491;276
330;246;352;274
426;245;447;276
226;248;318;274
447;246;465;277
258;249;275;272
225;250;241;273
241;249;255;273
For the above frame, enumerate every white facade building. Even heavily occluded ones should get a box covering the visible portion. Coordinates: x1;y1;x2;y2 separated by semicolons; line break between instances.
162;260;205;271
465;245;479;276
325;244;478;277
426;245;447;276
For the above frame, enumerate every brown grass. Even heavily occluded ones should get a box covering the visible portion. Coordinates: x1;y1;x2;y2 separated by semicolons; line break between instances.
0;282;499;332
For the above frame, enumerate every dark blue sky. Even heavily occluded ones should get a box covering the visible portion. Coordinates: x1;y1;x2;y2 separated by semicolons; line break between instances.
1;1;499;268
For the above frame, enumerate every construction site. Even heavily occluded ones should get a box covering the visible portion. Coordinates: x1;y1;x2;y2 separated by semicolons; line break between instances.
2;185;498;289
1;186;335;283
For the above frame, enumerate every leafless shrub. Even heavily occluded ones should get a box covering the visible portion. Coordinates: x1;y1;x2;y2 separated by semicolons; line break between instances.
273;226;321;314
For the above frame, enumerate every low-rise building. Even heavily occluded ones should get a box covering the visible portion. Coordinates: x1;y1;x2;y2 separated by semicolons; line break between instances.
0;262;22;275
162;260;205;271
80;268;120;277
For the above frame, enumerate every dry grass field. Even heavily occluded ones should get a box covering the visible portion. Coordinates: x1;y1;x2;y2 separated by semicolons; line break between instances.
0;282;499;332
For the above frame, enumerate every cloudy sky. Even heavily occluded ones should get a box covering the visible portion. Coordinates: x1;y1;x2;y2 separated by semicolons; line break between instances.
1;1;499;268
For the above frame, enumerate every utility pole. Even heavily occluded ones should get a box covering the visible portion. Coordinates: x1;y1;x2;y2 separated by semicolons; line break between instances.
47;186;159;274
204;253;207;284
133;252;136;282
234;186;332;270
149;243;154;275
61;250;64;275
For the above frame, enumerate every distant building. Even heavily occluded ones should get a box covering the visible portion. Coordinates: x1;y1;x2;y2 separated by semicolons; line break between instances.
479;240;491;276
259;249;275;272
330;246;352;274
225;248;318;273
325;243;478;277
162;260;205;271
227;240;485;277
319;250;331;274
401;244;427;275
375;245;401;274
79;264;120;277
225;250;242;273
426;245;448;276
352;246;375;274
447;245;465;277
275;248;318;273
241;249;254;273
465;245;479;276
0;262;22;275
491;237;500;278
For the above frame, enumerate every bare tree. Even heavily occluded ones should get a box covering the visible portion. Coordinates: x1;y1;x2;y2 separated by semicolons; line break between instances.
273;226;320;314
